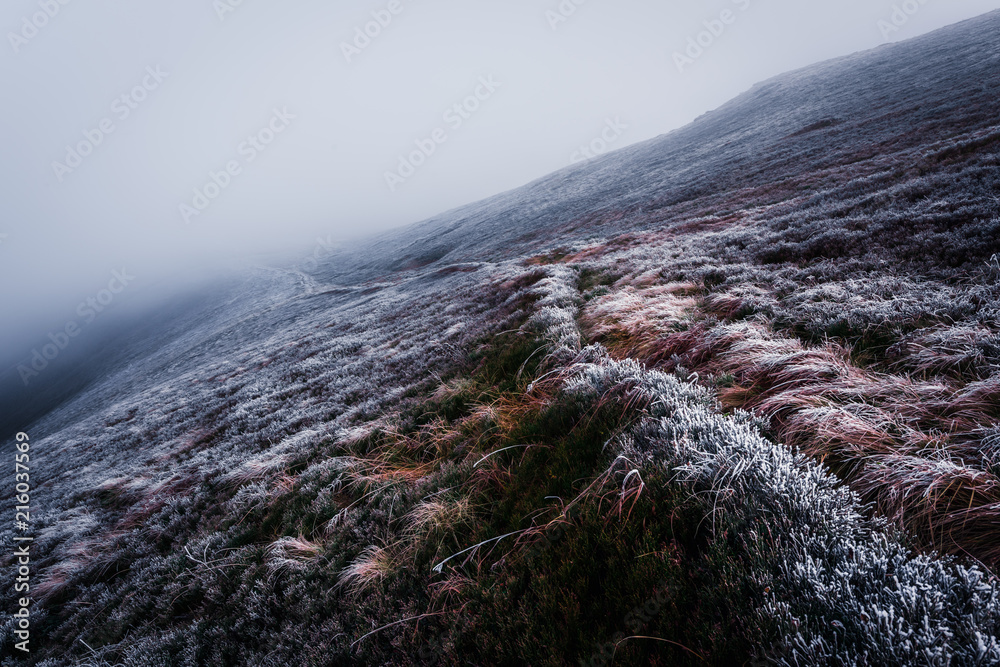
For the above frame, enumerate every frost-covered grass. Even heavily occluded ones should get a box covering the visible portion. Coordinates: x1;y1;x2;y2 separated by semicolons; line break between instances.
0;262;550;665
5;254;1000;665
579;265;1000;568
563;346;1000;666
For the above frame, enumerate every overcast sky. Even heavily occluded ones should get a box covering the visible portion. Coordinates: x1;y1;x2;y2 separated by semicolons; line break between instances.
2;0;1000;353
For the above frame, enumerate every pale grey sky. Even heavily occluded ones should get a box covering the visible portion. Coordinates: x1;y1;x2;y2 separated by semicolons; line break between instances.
2;0;1000;353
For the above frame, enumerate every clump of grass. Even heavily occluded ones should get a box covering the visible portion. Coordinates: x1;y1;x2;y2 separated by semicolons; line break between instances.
265;535;323;580
338;545;399;596
986;253;1000;279
889;324;1000;380
403;497;476;563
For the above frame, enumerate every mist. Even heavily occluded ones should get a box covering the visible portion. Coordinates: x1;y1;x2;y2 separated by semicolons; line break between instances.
2;0;999;421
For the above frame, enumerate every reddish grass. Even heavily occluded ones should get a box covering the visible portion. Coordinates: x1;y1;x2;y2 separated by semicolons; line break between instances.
582;291;1000;566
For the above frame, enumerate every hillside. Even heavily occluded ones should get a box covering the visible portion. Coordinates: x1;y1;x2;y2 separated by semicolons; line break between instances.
4;10;1000;666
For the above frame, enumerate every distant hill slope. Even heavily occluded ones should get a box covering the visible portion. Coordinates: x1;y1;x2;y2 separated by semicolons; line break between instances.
319;9;1000;281
4;11;1000;666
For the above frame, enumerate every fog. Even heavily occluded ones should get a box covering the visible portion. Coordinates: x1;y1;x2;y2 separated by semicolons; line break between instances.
2;0;999;398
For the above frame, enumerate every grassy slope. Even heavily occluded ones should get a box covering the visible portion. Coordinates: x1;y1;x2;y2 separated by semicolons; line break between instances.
6;262;1000;666
4;11;1000;666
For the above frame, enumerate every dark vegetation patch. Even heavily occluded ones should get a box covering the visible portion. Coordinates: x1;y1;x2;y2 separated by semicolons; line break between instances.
390;245;456;272
787;117;842;137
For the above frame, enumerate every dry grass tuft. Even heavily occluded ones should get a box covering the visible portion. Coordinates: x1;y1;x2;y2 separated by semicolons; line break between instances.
338;545;398;595
405;498;475;541
265;535;324;582
581;284;699;362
